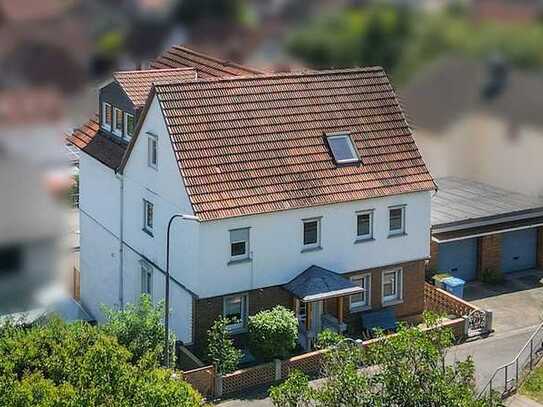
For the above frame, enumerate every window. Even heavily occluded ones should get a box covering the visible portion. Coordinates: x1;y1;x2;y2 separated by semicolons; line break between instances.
389;206;406;236
0;245;22;275
124;113;135;139
229;228;249;261
326;133;360;165
143;199;154;235
223;294;248;331
141;263;152;296
356;210;373;240
350;274;370;310
113;107;123;136
147;135;158;169
382;269;402;304
102;102;112;130
296;300;307;325
302;218;321;249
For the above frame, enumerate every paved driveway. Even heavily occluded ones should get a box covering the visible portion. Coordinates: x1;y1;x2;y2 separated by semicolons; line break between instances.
464;270;543;333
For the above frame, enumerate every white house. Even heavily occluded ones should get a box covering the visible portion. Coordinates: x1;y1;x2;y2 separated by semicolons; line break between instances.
69;46;435;351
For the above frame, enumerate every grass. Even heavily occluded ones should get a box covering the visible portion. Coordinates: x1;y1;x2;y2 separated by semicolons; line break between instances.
519;364;543;403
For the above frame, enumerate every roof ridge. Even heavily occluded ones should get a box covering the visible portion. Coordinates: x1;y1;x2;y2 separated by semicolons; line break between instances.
155;66;385;88
114;67;196;76
172;46;263;74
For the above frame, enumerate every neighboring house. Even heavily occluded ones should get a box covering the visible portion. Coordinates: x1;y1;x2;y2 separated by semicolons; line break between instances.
430;177;543;282
401;56;543;199
68;45;435;351
0;152;63;315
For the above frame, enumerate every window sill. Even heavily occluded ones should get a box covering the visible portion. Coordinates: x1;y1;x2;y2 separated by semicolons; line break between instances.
387;232;407;239
301;246;323;253
382;299;403;307
142;228;154;237
227;257;252;266
354;237;375;244
227;327;247;335
349;305;371;313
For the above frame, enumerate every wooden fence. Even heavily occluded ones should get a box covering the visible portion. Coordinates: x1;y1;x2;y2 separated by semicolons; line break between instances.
424;282;479;317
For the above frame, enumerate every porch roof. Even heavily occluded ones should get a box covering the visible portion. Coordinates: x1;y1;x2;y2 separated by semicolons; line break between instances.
284;265;364;302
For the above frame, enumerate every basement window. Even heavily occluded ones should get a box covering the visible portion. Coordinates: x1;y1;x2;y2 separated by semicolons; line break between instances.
326;132;360;165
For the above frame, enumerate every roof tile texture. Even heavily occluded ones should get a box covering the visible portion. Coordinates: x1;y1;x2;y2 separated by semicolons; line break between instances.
155;67;435;221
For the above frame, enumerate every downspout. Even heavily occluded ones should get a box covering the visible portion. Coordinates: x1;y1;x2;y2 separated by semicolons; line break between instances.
116;172;124;308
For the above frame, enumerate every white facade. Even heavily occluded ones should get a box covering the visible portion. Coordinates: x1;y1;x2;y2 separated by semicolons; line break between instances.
79;94;432;344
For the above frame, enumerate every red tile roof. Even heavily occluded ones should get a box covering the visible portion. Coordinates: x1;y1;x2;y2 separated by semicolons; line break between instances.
66;117;126;170
151;67;435;221
150;45;264;78
114;68;197;107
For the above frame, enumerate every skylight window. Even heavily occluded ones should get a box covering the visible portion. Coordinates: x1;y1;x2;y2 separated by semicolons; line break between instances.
326;132;360;165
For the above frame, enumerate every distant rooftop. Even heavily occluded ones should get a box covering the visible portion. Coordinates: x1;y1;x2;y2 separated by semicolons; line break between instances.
432;177;543;228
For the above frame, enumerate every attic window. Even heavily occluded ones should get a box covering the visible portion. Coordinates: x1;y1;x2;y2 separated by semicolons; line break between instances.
326;132;360;165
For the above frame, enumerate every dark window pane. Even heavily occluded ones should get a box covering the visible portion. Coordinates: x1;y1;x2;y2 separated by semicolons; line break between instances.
115;109;123;130
357;214;371;236
0;246;22;274
303;221;318;245
389;208;403;231
327;135;358;163
126;114;135;136
231;241;246;257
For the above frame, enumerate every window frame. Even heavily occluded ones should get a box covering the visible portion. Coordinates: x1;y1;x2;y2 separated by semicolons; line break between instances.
388;205;406;237
101;102;112;131
382;268;403;305
229;227;250;262
223;293;248;332
325;132;360;165
302;217;321;251
112;107;123;137
143;199;154;236
147;134;158;169
141;262;153;297
124;112;135;140
355;210;374;241
349;274;371;311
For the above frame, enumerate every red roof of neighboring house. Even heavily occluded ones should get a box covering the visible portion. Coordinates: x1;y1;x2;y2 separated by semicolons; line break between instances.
140;68;434;221
0;88;63;126
113;67;197;107
150;45;264;78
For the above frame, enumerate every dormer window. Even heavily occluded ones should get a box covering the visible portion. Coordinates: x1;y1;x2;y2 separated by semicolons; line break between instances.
113;107;123;137
102;102;112;131
326;132;360;165
124;113;135;139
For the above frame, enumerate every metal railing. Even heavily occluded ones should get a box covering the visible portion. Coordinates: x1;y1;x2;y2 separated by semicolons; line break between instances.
479;322;543;402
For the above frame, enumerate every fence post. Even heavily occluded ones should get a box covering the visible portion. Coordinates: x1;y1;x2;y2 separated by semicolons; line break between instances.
463;316;470;337
530;340;534;370
274;359;282;381
485;309;493;333
214;375;223;398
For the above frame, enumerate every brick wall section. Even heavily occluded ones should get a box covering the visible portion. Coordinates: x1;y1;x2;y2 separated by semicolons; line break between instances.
537;227;543;269
478;234;502;278
429;240;439;271
343;260;426;335
193;286;292;352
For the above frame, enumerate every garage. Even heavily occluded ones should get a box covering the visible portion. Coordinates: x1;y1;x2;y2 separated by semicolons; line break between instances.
437;238;478;281
501;229;537;273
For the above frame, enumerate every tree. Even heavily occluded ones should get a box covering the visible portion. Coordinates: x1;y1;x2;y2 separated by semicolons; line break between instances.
314;329;344;350
269;313;497;407
101;294;175;367
248;306;298;361
207;316;242;375
0;318;202;406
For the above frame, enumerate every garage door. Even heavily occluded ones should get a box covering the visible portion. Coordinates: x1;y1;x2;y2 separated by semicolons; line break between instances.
437;238;478;281
501;229;537;273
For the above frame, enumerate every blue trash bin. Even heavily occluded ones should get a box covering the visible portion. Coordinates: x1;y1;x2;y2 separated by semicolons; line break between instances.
442;277;465;299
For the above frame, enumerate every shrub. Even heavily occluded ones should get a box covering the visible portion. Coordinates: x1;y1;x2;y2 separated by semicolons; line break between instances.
0;318;202;406
101;294;175;367
207;316;242;375
269;370;312;407
314;329;344;350
248;306;298;361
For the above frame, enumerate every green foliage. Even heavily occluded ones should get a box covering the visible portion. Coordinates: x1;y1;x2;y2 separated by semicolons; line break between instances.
520;364;543;403
248;306;298;361
101;294;175;367
314;329;344;350
270;312;497;406
207;316;242;375
480;267;505;285
288;5;543;83
0;318;202;406
269;370;312;407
